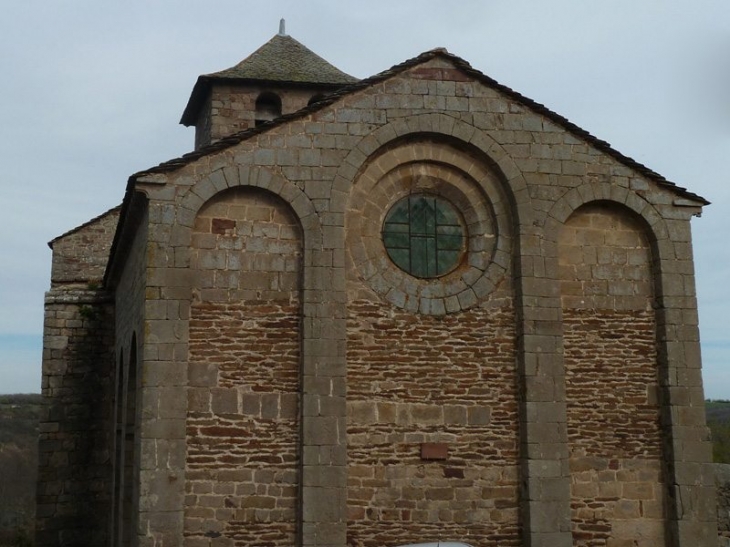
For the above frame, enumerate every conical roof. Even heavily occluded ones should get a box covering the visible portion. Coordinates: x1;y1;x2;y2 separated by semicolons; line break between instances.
181;31;357;126
211;33;357;85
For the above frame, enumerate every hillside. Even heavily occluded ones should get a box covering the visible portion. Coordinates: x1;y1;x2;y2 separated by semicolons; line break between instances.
707;400;730;464
0;394;42;546
706;400;730;423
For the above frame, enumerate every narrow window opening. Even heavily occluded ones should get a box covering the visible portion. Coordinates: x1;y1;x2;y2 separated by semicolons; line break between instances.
111;349;124;545
116;334;137;547
255;92;282;126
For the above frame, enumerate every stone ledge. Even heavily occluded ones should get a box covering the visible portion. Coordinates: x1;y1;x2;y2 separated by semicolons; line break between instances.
44;288;113;306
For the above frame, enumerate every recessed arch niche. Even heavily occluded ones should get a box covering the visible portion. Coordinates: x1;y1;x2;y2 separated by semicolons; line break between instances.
558;201;666;547
184;186;303;546
344;136;520;546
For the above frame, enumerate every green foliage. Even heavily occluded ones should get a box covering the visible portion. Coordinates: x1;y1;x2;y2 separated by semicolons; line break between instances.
78;305;98;320
707;400;730;464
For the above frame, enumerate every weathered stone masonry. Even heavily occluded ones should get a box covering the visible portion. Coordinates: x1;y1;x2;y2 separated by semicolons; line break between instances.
185;188;303;546
346;304;520;547
38;208;119;545
560;204;665;546
38;32;717;547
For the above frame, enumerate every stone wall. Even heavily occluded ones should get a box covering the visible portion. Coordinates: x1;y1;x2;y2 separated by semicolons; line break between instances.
718;465;730;546
110;202;148;546
184;188;303;546
196;84;332;149
37;209;120;545
343;137;519;547
560;203;665;546
50;207;120;285
37;291;114;546
346;304;519;547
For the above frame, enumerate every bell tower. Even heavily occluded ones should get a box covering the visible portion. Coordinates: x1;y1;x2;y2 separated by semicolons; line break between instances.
180;21;357;149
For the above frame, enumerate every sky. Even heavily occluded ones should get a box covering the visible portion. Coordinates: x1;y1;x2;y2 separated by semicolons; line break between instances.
0;0;728;397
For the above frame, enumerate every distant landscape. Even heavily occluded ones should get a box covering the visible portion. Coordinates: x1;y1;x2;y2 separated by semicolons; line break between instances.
0;394;41;547
706;400;730;464
0;395;729;546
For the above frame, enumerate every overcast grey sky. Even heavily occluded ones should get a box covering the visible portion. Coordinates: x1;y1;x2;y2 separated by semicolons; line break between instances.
1;1;728;397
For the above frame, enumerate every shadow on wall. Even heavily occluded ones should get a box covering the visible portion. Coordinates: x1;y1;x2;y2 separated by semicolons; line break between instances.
718;465;730;547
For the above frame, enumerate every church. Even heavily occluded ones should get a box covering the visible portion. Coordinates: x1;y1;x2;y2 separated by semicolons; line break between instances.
37;24;717;547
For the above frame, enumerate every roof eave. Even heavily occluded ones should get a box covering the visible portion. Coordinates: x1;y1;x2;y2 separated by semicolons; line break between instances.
103;180;148;289
47;205;123;249
170;48;707;206
180;76;211;127
180;75;356;127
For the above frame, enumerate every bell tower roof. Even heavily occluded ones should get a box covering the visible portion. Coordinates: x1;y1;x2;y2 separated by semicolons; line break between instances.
181;28;357;126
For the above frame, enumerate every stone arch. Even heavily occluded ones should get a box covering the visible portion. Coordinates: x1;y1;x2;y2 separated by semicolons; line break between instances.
174;166;322;254
329;112;529;225
557;200;667;546
546;183;671;261
342;121;522;545
188;185;304;303
161;164;335;547
557;199;658;309
184;185;304;546
344;134;513;314
545;183;680;314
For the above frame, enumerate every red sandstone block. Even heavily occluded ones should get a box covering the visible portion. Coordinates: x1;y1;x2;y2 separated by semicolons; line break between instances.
421;442;448;460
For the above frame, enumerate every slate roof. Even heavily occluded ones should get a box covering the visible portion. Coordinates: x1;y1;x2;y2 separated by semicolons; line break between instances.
153;48;708;206
180;33;357;126
210;33;357;85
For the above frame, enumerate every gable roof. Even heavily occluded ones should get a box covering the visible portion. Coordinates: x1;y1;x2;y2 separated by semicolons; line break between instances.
153;48;708;206
180;33;358;126
48;205;121;249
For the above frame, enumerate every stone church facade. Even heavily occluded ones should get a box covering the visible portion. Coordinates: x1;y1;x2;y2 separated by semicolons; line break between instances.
37;28;717;547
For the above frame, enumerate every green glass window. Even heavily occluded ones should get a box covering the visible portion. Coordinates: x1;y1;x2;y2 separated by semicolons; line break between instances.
382;195;465;278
